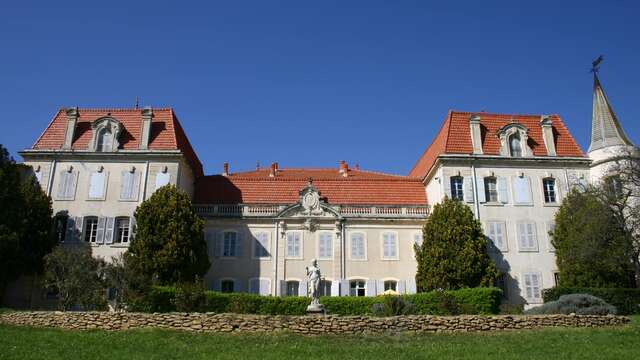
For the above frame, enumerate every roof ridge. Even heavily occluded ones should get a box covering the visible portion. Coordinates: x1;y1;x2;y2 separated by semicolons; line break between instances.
449;109;554;118
57;107;174;112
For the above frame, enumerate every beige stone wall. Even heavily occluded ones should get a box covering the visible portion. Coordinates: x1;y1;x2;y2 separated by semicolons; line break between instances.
0;312;629;335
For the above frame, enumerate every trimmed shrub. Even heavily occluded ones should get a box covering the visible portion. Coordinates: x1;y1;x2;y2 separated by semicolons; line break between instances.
543;287;640;315
372;296;416;316
138;287;501;316
526;294;617;315
174;280;207;312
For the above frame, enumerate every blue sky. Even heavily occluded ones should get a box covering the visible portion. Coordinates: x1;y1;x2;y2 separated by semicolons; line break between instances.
1;0;638;175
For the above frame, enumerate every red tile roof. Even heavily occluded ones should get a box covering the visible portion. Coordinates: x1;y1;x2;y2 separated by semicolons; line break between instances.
194;168;427;205
32;108;203;177
409;110;586;179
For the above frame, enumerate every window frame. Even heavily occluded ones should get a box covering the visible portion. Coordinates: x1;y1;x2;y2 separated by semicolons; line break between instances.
542;177;557;204
319;279;332;297
251;231;271;259
450;176;464;201
509;132;523;157
83;216;99;244
285;231;303;259
56;170;78;201
349;279;367;297
383;280;398;292
349;232;367;261
512;175;533;206
486;221;508;252
484;176;499;203
96;127;114;152
317;231;334;260
222;230;238;258
380;232;399;260
516;222;539;252
522;272;543;303
285;280;300;297
114;217;130;244
220;278;236;293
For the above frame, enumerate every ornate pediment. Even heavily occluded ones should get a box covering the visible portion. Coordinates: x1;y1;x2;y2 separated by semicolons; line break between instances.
88;116;123;152
496;122;533;157
276;178;340;220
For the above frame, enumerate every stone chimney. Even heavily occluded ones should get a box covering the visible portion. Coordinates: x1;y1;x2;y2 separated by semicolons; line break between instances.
540;115;557;156
223;162;229;176
469;114;483;155
269;162;276;177
139;107;153;150
62;107;79;150
339;160;349;177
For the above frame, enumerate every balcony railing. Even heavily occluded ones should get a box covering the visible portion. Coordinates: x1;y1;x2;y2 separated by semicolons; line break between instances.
193;204;429;219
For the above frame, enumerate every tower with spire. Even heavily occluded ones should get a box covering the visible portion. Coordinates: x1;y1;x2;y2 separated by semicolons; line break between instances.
588;63;637;182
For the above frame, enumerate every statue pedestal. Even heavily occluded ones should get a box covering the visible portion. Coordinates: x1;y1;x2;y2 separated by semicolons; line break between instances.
306;303;325;316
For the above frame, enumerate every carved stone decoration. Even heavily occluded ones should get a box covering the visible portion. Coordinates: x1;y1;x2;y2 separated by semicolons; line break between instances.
496;123;533;157
88;116;123;152
303;218;318;232
299;178;324;216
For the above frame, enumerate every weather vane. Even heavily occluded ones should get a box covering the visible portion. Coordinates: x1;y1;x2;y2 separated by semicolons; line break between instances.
591;55;603;73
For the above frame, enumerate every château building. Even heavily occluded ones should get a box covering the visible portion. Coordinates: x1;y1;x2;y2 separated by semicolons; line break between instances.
8;72;636;308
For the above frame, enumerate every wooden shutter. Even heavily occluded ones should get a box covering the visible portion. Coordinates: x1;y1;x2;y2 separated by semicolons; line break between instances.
234;232;242;258
497;177;509;203
96;217;106;244
517;223;527;249
476;177;486;203
57;171;68;199
279;280;287;296
513;176;531;204
104;217;115;244
376;280;385;294
340;280;350;296
129;216;136;242
155;172;170;190
120;171;131;200
298;281;308;297
406;279;417;294
443;176;451;199
397;280;406;294
527;223;537;249
330;281;340;297
366;279;377;296
463;176;474;202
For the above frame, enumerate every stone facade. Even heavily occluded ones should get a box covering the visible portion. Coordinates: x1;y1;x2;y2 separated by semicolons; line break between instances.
0;311;629;335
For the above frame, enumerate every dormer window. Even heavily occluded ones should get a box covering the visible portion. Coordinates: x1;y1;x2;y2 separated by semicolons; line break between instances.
89;116;122;152
509;133;522;157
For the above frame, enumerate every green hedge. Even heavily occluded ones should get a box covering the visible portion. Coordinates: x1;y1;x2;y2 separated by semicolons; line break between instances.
133;287;502;316
542;287;640;315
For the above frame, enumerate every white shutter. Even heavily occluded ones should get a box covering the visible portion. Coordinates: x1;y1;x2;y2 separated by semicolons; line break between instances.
513;176;531;204
527;223;537;250
340;280;350;296
249;279;258;294
463;176;474;202
330;281;340;297
366;279;377;296
73;216;83;242
476;177;486;203
104;217;115;244
398;280;406;294
120;171;132;200
57;171;68;199
88;172;106;199
279;280;287;296
129;216;136;242
68;172;78;199
406;279;417;294
96;217;106;244
517;223;527;249
235;232;242;258
497;222;507;251
298;281;308;297
443;176;451;199
376;280;385;294
260;279;270;296
497;177;509;203
155;172;171;190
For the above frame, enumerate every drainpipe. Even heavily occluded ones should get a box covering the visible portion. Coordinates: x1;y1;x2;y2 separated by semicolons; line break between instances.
46;159;57;196
141;160;150;201
274;221;279;296
471;161;480;220
341;219;346;280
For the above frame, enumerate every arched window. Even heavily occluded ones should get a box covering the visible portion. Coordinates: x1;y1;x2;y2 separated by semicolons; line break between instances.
96;128;113;152
509;132;522;157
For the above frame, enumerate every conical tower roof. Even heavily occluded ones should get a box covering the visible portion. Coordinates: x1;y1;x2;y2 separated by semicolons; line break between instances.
589;73;634;152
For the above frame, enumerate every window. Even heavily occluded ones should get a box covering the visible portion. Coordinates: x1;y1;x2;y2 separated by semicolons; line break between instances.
96;128;113;152
88;171;107;199
543;178;557;203
349;280;366;297
155;171;170;190
554;273;560;287
83;217;99;243
450;176;464;200
382;232;398;259
120;170;139;201
523;273;542;301
57;170;77;200
114;218;130;244
517;222;538;251
605;176;623;197
413;232;423;249
286;281;299;296
486;222;507;251
319;280;332;296
286;232;301;258
484;177;498;202
253;232;270;258
318;232;333;259
384;280;397;292
221;280;234;293
513;176;532;204
497;273;508;299
350;233;365;260
223;231;238;257
509;132;522;157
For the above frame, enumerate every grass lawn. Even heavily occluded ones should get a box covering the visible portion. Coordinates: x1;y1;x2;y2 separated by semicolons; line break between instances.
0;316;638;360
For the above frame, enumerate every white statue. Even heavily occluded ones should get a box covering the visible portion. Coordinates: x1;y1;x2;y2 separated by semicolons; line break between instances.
305;259;324;312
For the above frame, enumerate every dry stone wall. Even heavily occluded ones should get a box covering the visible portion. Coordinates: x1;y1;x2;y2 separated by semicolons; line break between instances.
0;312;629;335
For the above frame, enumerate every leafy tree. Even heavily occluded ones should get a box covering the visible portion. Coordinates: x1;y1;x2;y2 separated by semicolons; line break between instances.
553;187;634;288
415;197;498;291
0;144;55;293
128;185;209;285
103;253;152;311
43;243;107;311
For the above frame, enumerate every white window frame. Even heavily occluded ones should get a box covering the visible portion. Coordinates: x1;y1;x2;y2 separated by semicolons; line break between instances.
285;231;303;259
349;232;367;261
114;217;130;244
381;232;399;260
522;272;542;303
486;221;508;252
252;231;271;259
222;231;238;258
83;217;99;244
516;222;539;252
87;171;108;200
317;231;333;260
450;176;464;200
484;177;499;203
349;279;367;297
383;279;398;292
542;177;558;204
